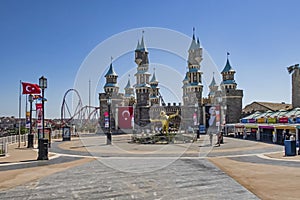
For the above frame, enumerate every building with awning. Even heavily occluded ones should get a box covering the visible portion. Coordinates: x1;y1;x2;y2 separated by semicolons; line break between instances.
226;107;300;144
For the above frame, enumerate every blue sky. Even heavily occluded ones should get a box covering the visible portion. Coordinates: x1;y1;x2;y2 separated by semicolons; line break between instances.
0;0;300;118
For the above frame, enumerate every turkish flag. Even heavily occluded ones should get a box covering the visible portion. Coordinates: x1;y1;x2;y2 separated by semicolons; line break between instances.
22;82;41;94
118;106;133;129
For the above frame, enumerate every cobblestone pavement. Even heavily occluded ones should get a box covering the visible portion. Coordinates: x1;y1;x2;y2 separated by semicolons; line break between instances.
0;158;258;199
0;136;288;199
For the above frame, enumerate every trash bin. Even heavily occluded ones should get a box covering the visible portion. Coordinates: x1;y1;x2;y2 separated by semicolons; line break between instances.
27;134;34;148
37;138;49;160
284;140;296;156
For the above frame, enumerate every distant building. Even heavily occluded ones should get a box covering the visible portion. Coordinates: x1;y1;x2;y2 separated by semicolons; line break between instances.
242;101;292;115
289;65;300;108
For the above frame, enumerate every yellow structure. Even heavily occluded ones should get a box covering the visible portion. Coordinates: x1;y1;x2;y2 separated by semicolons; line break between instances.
150;110;179;134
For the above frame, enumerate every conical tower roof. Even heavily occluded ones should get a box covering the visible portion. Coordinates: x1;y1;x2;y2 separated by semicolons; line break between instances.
124;78;131;89
189;27;198;51
209;74;216;87
104;63;118;77
221;58;235;73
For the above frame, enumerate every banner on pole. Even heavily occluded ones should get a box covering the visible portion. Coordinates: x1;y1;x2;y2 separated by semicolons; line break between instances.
118;106;133;129
25;111;30;128
36;103;43;129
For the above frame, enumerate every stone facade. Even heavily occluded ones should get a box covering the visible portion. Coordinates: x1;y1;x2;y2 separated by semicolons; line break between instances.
292;67;300;108
207;56;244;124
99;31;245;132
223;89;243;123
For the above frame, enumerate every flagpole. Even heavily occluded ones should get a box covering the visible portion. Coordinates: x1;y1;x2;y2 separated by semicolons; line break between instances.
24;94;27;146
18;80;22;148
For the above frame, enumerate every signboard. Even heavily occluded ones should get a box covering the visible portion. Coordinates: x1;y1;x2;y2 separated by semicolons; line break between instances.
62;126;71;141
199;125;206;134
241;119;247;123
267;118;277;124
25;111;30;128
279;117;288;123
257;118;266;123
248;119;256;123
104;111;109;128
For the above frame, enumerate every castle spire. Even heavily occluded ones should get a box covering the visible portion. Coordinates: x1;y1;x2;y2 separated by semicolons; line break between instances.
193;27;195;40
189;27;198;51
136;40;140;50
105;57;117;77
150;67;158;83
125;74;131;89
140;30;147;52
209;72;216;87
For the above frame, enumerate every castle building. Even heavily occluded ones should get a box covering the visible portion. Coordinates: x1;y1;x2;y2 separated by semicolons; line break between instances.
98;30;243;132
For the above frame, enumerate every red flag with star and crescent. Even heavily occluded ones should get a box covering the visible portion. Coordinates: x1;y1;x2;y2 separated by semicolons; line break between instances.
22;82;41;94
118;106;133;129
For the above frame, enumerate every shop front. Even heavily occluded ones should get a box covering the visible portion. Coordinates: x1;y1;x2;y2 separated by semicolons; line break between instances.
274;125;296;145
258;125;274;143
244;124;258;140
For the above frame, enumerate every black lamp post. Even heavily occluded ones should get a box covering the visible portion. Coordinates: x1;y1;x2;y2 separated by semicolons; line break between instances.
27;94;34;148
37;76;48;160
107;95;112;145
39;76;47;138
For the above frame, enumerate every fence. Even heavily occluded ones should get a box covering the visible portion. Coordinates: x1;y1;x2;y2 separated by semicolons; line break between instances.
0;134;31;156
0;129;80;156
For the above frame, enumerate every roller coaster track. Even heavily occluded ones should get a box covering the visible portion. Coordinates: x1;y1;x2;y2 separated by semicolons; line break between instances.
60;89;100;129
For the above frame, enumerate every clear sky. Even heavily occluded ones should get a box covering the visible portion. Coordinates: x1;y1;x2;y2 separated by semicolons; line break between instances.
0;0;300;119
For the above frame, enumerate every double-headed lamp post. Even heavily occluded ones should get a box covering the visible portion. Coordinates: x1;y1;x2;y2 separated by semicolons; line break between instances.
39;76;47;139
107;95;112;145
37;76;48;160
27;94;34;148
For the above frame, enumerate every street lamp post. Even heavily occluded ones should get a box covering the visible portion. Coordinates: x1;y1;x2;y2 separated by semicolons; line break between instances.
37;76;48;160
106;95;112;145
27;94;34;148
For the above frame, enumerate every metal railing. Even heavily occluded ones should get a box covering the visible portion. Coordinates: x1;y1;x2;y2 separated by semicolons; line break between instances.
0;129;80;156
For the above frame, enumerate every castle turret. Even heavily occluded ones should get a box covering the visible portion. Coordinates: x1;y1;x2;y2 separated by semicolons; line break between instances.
182;28;203;107
104;60;119;95
220;53;243;123
149;68;160;106
208;73;218;100
134;32;151;127
181;28;204;129
124;75;135;106
220;56;237;90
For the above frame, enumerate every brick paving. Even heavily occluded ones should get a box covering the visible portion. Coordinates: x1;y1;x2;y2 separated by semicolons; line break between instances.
0;134;296;199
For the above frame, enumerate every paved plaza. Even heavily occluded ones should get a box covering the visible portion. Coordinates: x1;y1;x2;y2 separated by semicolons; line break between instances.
0;134;299;199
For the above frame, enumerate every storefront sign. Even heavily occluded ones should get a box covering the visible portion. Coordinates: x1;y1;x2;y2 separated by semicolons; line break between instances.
257;118;266;123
